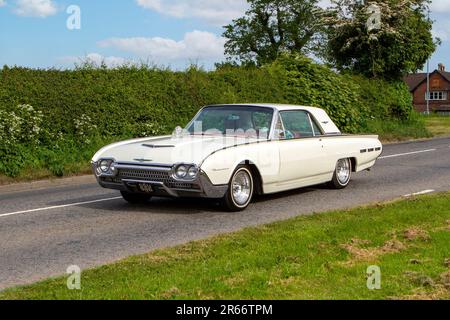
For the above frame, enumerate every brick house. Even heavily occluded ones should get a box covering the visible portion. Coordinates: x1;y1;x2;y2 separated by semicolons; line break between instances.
404;63;450;114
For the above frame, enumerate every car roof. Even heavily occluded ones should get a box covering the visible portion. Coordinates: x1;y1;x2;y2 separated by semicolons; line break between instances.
205;103;322;113
204;103;341;134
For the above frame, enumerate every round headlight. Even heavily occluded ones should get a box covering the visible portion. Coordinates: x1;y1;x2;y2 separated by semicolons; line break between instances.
110;162;117;175
187;166;198;179
100;160;111;172
176;165;188;178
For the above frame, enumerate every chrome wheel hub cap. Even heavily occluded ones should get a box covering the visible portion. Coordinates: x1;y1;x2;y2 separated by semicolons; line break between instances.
336;159;350;185
232;171;252;206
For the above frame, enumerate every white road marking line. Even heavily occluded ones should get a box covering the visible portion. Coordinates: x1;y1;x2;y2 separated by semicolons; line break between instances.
0;196;123;218
403;189;435;197
379;149;436;159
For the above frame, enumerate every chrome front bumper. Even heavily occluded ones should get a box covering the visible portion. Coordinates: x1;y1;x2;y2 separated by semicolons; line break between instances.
92;162;228;199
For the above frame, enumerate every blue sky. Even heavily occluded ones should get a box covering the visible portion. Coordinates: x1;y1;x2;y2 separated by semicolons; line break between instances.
0;0;449;71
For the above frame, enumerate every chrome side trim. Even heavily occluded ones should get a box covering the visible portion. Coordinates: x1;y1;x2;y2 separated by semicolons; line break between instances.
142;144;175;148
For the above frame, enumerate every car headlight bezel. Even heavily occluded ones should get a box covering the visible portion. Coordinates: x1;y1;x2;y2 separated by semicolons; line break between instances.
94;158;117;177
187;166;198;179
172;163;199;181
176;165;188;178
100;160;111;173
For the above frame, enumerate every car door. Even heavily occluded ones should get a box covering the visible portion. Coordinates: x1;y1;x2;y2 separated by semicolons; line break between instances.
275;110;327;187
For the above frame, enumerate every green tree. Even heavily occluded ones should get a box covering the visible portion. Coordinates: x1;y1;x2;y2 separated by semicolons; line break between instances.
223;0;326;65
324;0;437;79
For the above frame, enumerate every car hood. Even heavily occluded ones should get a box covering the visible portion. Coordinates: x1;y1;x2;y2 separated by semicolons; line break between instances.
92;135;262;166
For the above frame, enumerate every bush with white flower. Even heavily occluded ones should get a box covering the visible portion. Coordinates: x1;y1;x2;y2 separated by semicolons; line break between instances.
134;122;166;137
0;104;44;147
74;114;98;144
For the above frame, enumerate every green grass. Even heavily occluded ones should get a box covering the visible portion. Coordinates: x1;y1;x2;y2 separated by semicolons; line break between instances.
1;193;449;300
0;166;92;185
424;115;450;137
364;117;432;143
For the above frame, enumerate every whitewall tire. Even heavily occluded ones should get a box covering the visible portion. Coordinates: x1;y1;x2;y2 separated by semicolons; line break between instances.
330;158;352;189
221;165;254;212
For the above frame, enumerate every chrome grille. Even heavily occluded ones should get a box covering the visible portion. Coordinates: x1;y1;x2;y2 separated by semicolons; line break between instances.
117;168;200;190
167;182;199;189
118;169;170;182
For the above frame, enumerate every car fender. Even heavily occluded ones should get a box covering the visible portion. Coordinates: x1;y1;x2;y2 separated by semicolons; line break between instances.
200;141;280;186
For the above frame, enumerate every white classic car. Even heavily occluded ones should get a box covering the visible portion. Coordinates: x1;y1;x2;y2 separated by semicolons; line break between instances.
92;104;382;211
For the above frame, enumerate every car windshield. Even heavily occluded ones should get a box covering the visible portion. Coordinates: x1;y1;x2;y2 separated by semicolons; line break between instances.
186;106;274;139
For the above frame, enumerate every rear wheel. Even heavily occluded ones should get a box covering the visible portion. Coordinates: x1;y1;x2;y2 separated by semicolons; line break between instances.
120;191;152;203
221;166;254;212
329;158;352;189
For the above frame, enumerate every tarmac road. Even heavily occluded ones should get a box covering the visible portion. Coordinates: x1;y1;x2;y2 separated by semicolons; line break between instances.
0;137;449;290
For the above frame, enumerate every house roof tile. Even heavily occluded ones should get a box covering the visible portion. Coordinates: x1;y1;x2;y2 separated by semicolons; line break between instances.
404;70;450;92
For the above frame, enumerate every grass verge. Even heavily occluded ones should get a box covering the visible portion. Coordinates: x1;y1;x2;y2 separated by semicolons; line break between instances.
0;166;92;185
424;115;450;137
364;117;432;143
1;193;449;300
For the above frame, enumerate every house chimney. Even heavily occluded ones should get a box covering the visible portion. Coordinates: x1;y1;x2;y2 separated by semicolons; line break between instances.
438;63;445;72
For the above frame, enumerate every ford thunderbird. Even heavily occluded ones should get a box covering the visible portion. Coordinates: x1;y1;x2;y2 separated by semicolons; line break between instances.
92;104;382;211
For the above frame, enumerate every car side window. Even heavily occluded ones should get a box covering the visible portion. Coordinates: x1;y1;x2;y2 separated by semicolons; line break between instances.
279;111;314;139
311;117;323;136
273;115;286;140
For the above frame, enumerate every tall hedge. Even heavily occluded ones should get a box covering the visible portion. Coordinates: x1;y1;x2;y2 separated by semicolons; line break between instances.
0;55;415;177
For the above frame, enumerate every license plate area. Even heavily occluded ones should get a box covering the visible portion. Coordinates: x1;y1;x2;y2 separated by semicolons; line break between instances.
138;183;154;193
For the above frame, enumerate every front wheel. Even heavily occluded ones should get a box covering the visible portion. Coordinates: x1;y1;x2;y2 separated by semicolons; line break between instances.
221;166;254;212
120;191;152;203
329;158;352;189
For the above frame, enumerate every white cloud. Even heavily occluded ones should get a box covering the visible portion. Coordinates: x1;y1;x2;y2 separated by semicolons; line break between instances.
98;30;226;62
84;53;128;67
431;0;450;13
13;0;57;17
60;53;130;68
136;0;248;25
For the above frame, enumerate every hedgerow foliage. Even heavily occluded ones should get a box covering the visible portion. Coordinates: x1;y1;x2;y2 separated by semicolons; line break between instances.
0;55;418;177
